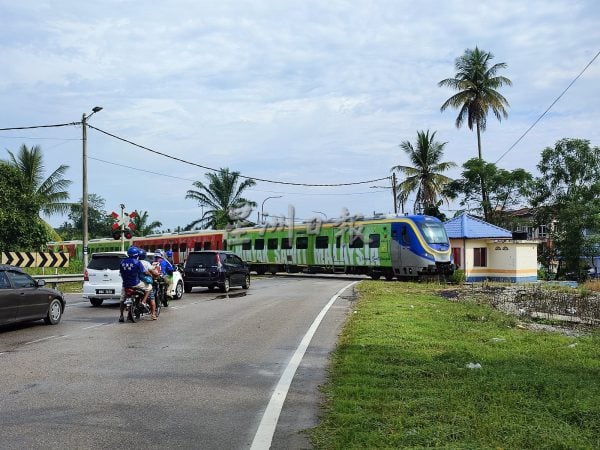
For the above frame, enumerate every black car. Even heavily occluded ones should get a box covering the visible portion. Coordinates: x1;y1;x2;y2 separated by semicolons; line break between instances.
183;251;250;293
0;265;65;326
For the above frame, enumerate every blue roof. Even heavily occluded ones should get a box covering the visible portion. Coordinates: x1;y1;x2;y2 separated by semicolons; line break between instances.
444;213;512;239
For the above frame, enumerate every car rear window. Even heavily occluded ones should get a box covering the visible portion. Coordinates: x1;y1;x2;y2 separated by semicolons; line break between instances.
88;255;124;270
186;253;218;268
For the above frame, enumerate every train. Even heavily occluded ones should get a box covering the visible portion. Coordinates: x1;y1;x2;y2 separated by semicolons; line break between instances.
47;214;453;279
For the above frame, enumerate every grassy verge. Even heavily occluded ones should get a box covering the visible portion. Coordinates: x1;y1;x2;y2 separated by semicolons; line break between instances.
311;281;600;449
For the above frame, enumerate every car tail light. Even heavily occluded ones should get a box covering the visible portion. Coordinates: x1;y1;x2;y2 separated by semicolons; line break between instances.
84;269;89;281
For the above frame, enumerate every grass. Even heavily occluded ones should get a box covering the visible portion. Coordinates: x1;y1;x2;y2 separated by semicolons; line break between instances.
311;281;600;449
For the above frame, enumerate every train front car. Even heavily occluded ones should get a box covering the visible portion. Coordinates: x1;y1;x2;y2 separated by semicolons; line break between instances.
390;215;452;278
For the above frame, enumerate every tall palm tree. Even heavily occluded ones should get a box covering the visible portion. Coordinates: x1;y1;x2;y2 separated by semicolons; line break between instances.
391;130;456;214
4;144;72;217
438;47;512;161
185;168;257;230
132;210;163;236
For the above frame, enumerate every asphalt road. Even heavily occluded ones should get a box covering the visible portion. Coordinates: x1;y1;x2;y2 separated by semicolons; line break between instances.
0;276;357;450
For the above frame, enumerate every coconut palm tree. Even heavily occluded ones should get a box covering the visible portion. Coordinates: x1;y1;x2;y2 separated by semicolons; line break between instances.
185;168;257;230
438;47;512;161
391;130;456;214
132;210;163;236
4;144;72;217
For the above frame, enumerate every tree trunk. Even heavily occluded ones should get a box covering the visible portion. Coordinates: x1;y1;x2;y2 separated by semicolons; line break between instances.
476;122;490;221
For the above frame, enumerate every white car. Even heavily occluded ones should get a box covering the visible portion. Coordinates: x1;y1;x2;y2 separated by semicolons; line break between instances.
83;251;184;307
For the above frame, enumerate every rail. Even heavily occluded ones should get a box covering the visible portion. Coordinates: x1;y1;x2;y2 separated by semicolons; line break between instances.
33;274;84;289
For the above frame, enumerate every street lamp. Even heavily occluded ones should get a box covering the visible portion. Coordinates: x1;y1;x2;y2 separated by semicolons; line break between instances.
82;106;103;270
260;195;282;223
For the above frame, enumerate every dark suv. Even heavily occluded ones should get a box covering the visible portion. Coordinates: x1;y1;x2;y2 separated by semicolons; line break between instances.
183;251;250;293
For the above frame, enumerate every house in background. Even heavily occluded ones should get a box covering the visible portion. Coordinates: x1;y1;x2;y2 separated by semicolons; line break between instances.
444;213;538;282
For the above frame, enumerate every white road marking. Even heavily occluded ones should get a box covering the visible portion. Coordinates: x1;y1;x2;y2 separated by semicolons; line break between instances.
24;335;58;345
82;323;108;330
250;281;357;450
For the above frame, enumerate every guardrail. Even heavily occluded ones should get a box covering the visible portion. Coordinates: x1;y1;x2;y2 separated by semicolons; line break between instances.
33;274;84;289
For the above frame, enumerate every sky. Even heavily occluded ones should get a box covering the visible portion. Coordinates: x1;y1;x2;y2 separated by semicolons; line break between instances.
0;0;599;233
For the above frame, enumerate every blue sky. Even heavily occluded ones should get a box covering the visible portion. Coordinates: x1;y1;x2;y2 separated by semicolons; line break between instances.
1;0;598;232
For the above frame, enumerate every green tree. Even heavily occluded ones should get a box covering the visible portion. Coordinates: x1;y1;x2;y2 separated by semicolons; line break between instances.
132;210;162;236
58;194;113;240
391;130;456;214
439;47;511;220
4;144;72;217
186;168;257;230
531;138;600;278
0;164;50;250
444;158;533;228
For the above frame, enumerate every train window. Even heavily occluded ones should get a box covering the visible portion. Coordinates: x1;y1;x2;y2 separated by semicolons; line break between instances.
369;234;380;248
203;242;211;250
281;238;292;249
402;226;410;246
474;248;487;267
349;235;363;248
336;236;341;248
254;239;265;250
223;240;227;250
296;237;308;249
172;244;179;252
315;236;328;249
150;246;156;252
268;238;278;250
164;244;171;251
194;242;202;251
242;240;251;250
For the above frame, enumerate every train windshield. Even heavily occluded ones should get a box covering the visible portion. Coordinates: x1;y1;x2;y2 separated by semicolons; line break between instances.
417;222;448;245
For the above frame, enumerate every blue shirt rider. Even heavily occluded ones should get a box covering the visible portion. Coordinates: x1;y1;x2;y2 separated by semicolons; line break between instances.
119;246;145;322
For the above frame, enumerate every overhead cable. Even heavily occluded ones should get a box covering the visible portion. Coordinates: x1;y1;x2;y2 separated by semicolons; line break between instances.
86;124;390;187
495;49;600;163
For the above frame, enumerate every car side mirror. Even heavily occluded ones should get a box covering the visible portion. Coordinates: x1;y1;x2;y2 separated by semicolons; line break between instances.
36;279;46;287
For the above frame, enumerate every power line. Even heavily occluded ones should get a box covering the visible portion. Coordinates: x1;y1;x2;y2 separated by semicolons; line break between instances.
88;155;390;196
0;122;79;131
495;49;600;164
86;123;390;187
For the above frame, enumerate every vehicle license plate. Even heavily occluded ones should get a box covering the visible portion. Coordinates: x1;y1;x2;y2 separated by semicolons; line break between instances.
96;289;115;294
194;268;206;272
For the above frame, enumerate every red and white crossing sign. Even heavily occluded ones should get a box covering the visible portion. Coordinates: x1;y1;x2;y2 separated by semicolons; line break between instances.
111;211;137;230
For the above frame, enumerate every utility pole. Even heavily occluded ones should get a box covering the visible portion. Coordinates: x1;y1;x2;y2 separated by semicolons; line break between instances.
120;203;126;251
391;173;398;215
81;106;103;270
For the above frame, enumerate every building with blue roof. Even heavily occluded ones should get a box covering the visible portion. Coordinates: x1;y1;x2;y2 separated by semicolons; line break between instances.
444;213;538;282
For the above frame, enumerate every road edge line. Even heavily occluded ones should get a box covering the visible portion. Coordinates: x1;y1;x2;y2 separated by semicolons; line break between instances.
250;281;358;450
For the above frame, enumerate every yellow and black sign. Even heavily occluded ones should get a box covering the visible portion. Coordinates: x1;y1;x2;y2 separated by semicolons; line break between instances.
1;252;69;268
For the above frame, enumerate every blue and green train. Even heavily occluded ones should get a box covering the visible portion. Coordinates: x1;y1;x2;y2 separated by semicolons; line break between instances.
49;215;453;279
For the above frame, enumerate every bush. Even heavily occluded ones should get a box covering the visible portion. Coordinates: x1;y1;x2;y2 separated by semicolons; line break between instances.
450;269;465;284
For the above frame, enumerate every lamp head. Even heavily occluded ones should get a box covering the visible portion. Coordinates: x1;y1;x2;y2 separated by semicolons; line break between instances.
92;106;103;113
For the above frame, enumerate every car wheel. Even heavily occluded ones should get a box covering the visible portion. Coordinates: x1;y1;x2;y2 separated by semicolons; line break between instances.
184;283;193;293
242;275;250;289
90;298;104;307
44;298;63;325
174;280;184;299
220;278;230;293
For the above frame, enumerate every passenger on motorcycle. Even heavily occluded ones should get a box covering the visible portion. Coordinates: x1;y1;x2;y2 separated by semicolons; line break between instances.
139;249;160;320
153;249;175;298
119;246;145;323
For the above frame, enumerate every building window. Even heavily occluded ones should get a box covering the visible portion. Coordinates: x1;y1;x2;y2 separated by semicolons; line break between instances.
538;225;548;238
474;247;487;267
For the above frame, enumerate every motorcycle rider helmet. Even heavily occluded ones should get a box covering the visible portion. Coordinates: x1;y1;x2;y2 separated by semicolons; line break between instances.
139;249;147;260
127;246;140;258
166;250;173;258
155;249;164;259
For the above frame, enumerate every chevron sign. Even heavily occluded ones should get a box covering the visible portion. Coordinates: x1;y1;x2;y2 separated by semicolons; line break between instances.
1;252;69;268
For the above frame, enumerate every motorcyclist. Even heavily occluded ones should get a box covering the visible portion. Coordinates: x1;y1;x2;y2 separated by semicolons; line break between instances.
138;249;160;320
119;246;145;323
153;249;175;299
